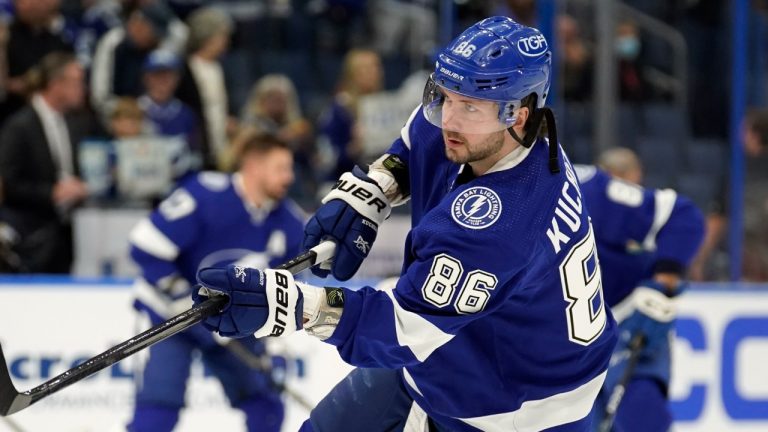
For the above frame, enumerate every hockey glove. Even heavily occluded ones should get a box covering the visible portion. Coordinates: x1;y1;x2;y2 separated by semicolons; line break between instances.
619;280;677;355
304;167;391;280
193;265;303;339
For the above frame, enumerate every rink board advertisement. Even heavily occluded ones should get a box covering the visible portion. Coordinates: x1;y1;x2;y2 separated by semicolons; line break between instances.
0;280;353;432
0;281;766;432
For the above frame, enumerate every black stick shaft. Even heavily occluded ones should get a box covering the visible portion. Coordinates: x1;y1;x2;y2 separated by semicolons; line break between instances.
0;241;335;416
598;333;645;432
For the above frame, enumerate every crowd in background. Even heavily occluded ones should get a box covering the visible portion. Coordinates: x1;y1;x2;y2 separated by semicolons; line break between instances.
0;0;764;282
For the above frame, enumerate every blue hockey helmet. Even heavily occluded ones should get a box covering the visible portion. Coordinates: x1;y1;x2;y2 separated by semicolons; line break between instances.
423;16;552;134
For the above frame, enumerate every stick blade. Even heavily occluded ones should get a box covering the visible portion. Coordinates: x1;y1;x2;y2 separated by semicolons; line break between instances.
0;343;30;416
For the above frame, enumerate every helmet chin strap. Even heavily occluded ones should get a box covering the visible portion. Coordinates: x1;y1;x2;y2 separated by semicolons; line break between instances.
506;107;560;174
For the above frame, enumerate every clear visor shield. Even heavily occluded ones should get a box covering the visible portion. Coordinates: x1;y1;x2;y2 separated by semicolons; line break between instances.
422;75;521;134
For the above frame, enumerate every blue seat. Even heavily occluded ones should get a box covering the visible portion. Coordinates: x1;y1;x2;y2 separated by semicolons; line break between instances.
617;103;643;149
687;138;727;178
314;53;343;94
677;172;718;210
258;51;313;93
640;103;690;141
636;135;682;187
220;51;258;114
565;135;594;165
560;102;593;144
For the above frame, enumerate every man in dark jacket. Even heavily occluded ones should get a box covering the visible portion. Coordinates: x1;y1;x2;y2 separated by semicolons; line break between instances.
0;52;89;273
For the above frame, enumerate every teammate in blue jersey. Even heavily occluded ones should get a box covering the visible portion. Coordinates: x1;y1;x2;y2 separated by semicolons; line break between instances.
126;131;305;432
576;148;705;432
193;17;617;431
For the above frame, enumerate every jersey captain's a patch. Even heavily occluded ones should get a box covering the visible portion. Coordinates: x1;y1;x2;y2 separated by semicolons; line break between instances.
451;187;502;229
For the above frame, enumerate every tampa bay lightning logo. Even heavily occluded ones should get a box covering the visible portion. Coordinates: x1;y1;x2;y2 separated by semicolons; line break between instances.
451;187;502;229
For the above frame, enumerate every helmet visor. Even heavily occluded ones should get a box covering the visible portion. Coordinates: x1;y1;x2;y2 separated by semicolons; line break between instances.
421;75;520;134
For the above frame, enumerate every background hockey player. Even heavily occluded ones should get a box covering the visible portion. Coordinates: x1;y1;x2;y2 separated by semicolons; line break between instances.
576;148;705;432
192;17;617;431
126;130;305;432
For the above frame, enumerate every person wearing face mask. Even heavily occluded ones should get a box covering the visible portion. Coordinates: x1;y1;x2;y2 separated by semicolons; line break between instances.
615;20;647;102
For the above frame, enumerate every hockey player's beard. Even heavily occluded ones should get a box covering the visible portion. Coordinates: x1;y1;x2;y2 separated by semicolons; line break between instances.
443;130;505;165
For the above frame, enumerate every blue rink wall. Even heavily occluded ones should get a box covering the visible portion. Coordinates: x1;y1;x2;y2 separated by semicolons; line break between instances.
0;279;766;432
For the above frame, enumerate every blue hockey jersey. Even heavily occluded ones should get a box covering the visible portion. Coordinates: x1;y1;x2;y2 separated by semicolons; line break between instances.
129;171;305;317
574;166;705;307
325;108;618;431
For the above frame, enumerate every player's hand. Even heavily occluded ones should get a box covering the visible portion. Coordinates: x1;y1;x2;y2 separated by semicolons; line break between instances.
304;167;391;280
619;280;677;354
192;265;303;339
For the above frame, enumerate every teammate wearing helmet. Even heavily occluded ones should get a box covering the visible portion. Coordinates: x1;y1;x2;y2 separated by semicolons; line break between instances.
192;17;617;431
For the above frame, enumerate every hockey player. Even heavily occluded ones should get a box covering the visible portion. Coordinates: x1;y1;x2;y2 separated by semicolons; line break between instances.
577;148;705;432
126;131;304;432
193;17;617;431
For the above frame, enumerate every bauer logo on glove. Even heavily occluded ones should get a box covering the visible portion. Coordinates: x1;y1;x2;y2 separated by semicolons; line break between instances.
303;167;392;280
193;264;304;339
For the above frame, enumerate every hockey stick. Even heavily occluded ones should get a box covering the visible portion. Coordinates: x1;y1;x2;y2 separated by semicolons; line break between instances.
223;339;315;411
597;332;646;432
0;241;336;417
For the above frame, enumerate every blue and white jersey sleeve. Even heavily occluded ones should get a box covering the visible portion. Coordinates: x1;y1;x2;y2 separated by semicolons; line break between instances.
129;182;203;317
129;185;202;286
383;105;419;164
575;166;704;272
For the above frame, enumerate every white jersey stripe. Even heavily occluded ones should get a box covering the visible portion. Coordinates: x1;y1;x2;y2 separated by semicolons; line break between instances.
129;218;180;260
402;368;425;397
383;289;454;362
403;401;429;432
400;106;422;150
457;370;606;432
642;189;677;251
133;277;193;318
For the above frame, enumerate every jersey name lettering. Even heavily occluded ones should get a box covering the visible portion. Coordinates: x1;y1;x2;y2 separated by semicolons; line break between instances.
546;163;584;253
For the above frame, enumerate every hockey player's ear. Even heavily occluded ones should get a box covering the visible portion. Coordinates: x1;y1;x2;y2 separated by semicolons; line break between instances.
514;107;529;129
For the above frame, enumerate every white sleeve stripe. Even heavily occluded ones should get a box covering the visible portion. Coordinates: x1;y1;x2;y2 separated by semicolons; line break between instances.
458;371;606;432
383;289;454;362
133;277;193;317
642;189;678;251
402;368;425;397
129;218;180;260
400;105;421;150
403;400;429;432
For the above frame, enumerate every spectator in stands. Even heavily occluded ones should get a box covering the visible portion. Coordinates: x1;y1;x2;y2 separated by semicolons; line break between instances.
109;96;144;139
138;48;200;178
176;6;234;170
557;14;592;102
690;110;768;281
241;74;315;203
615;19;649;102
241;74;312;155
316;49;383;183
90;1;175;122
0;0;73;125
71;0;123;69
0;52;88;273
